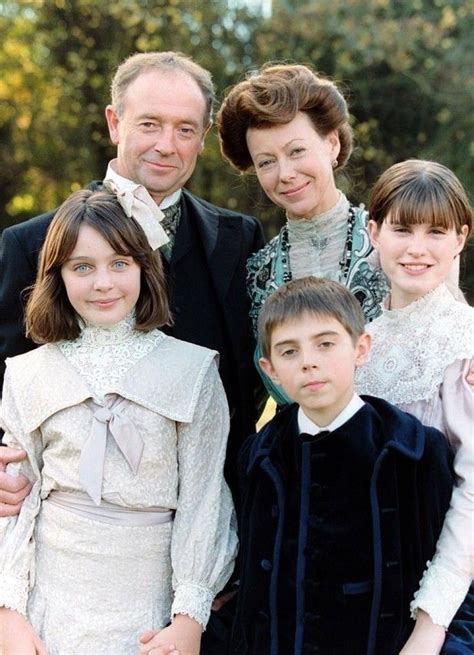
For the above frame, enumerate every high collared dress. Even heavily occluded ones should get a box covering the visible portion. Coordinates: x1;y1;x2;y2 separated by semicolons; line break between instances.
0;319;237;654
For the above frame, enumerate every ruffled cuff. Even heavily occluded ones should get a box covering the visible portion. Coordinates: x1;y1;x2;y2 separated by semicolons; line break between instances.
410;561;471;628
171;582;214;630
0;572;29;617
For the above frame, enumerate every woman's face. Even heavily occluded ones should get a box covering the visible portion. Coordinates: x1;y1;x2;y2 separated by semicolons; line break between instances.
246;112;340;220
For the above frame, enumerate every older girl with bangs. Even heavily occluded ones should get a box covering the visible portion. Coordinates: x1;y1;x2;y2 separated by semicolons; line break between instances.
356;160;473;654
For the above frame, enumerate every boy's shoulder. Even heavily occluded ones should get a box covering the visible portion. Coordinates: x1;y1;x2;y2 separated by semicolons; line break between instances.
239;403;299;474
360;395;450;461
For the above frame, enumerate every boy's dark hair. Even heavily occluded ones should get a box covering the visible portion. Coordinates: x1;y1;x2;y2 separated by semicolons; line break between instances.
258;277;365;358
26;189;171;343
369;159;472;236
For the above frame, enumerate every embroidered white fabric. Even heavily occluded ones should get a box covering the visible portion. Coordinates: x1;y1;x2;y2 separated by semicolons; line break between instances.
58;313;162;403
286;192;350;281
0;327;237;651
410;561;471;628
356;284;474;404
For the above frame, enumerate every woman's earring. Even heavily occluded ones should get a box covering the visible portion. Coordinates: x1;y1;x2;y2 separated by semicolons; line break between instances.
332;159;338;169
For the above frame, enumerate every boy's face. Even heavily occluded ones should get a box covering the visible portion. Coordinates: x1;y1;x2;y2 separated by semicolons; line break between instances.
260;311;371;427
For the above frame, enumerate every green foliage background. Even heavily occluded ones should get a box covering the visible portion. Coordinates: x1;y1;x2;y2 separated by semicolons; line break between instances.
1;0;472;297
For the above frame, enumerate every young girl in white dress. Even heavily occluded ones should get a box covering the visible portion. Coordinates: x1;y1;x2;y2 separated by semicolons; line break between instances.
0;189;237;655
356;160;473;654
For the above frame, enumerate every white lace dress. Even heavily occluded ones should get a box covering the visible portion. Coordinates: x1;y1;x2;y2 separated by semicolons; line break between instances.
356;284;473;628
0;318;237;654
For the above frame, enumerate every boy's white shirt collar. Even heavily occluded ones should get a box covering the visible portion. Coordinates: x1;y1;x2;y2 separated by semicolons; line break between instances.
104;160;182;209
298;393;365;436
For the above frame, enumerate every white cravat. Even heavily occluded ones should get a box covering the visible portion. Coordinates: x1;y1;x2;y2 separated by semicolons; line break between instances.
103;161;172;250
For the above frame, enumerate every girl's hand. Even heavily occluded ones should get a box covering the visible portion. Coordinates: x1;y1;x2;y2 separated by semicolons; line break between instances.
0;447;32;517
139;614;201;655
399;610;445;655
0;607;47;654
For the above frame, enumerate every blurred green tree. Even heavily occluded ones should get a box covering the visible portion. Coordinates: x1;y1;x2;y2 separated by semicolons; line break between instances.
0;0;472;297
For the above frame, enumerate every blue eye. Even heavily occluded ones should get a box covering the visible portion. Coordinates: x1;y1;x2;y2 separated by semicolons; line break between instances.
73;264;91;273
112;260;129;270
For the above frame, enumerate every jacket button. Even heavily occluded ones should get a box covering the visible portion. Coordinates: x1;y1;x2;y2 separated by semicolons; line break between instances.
257;610;269;622
271;504;279;518
260;558;272;571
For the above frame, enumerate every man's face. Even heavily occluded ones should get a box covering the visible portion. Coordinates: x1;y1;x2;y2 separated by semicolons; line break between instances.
106;69;209;204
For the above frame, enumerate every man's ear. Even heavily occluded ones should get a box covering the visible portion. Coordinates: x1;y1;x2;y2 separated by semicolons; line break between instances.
105;105;120;145
259;356;280;384
354;332;371;368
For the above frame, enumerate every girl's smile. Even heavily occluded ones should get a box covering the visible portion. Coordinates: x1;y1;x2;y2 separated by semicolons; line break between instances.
368;218;468;309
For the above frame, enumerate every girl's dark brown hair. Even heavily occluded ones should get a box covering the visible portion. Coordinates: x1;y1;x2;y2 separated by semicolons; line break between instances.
369;159;472;235
217;63;353;173
26;189;171;343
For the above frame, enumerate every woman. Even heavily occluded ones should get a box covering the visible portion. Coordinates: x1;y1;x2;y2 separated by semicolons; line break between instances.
217;63;389;402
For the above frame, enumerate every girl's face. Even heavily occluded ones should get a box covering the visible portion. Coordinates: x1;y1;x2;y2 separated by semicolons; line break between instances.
61;223;141;327
368;217;468;309
246;112;340;220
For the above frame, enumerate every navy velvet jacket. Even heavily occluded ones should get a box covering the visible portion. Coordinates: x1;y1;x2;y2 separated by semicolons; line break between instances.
232;398;473;655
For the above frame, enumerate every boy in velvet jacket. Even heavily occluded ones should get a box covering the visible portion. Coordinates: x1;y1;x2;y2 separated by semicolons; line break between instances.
231;277;472;655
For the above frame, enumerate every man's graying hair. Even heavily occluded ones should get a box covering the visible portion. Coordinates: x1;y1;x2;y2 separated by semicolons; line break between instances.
110;51;215;127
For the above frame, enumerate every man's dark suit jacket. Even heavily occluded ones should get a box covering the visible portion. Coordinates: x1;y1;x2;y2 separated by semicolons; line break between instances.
0;184;266;496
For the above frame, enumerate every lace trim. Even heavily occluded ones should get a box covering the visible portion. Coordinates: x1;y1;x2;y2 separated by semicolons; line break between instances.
410;560;471;628
0;573;29;617
171;582;215;630
356;284;473;404
58;319;164;403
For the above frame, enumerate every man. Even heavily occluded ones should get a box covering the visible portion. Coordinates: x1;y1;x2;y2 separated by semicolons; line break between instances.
0;55;264;646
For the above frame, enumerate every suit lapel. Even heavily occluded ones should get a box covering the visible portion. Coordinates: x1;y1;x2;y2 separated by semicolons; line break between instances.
181;189;242;302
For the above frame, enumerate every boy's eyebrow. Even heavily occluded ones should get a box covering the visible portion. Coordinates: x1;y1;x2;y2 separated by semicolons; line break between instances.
273;330;340;348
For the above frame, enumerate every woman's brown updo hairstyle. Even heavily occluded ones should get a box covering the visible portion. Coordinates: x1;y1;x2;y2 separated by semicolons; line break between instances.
217;63;353;173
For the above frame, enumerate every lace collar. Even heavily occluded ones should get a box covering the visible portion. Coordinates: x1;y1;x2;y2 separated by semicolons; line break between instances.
75;312;137;348
58;313;163;402
356;284;474;404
